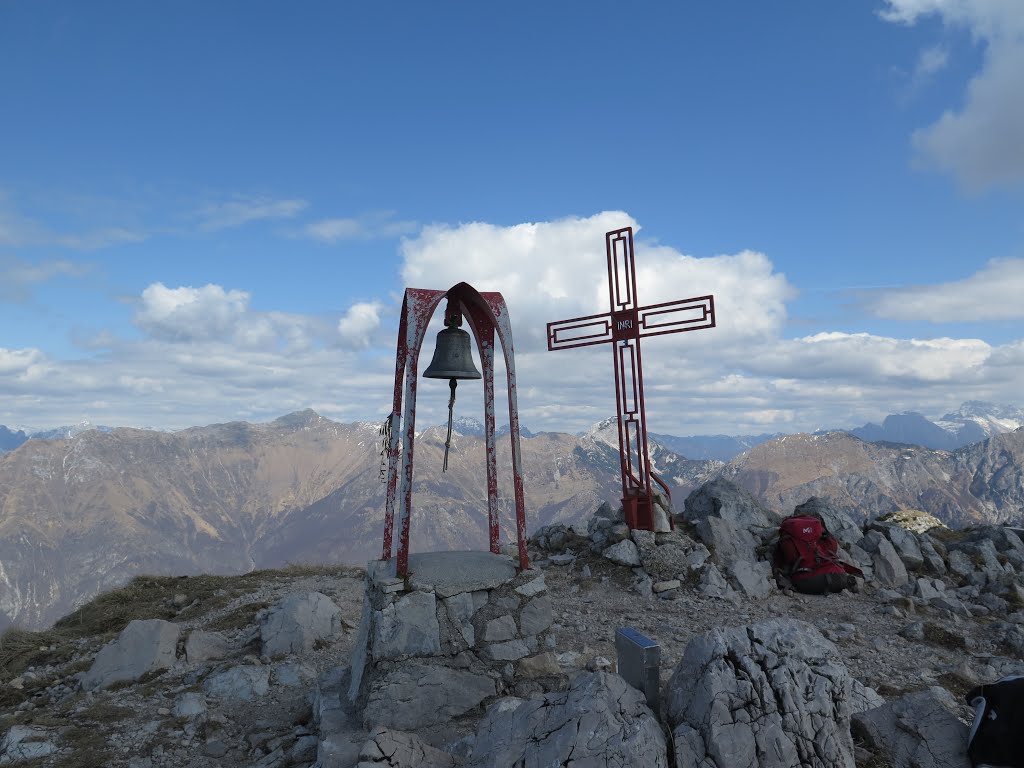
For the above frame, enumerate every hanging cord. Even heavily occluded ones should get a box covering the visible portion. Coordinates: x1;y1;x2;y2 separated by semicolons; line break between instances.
442;379;457;472
378;416;392;484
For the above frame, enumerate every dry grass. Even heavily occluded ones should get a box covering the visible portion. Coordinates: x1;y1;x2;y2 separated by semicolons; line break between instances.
922;622;967;650
0;563;359;686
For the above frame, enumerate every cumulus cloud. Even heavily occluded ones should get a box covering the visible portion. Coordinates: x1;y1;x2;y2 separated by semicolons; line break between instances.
4;213;1024;438
135;283;251;342
338;302;383;348
400;213;796;352
196;196;308;231
864;257;1024;321
881;0;1024;189
0;347;46;376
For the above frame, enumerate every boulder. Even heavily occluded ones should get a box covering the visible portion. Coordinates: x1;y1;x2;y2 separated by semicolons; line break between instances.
185;630;230;663
874;523;925;570
728;559;775;598
0;726;58;764
633;529;708;582
172;692;208;719
260;591;342;657
603;539;641;567
851;687;970;768
919;538;947;575
363;663;495;729
81;619;180;691
468;671;669;767
202;665;271;700
666;618;882;768
794;497;862;549
872;537;910;588
697;563;736;600
355;726;456;768
683;479;777;529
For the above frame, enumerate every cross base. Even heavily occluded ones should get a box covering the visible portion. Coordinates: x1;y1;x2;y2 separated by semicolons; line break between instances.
623;493;654;531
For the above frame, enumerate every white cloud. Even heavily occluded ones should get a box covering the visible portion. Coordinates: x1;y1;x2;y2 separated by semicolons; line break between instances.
0;207;145;251
4;213;1024;439
307;218;364;241
400;212;796;352
0;257;90;301
304;211;418;242
196;196;308;231
135;283;251;342
0;347;46;376
881;0;1024;189
913;44;950;82
865;257;1024;321
338;302;383;348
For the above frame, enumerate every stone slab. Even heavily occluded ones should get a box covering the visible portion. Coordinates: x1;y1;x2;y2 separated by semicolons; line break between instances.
393;551;518;597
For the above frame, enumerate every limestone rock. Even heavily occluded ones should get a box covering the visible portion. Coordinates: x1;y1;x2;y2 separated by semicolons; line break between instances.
871;537;910;588
363;663;495;729
202;665;271;700
517;652;562;679
603;538;641;567
483;615;517;642
634;529;707;582
260;591;342;657
0;726;58;764
468;671;669;767
794;497;862;549
728;559;775;598
666;618;882;768
82;619;180;691
184;630;230;663
697;563;736;600
442;592;476;647
518;594;552;636
372;590;441;660
171;692;207;719
356;726;455;768
851;687;970;768
684;478;777;530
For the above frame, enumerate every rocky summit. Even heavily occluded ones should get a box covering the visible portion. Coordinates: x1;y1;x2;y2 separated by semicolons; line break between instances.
2;479;1023;767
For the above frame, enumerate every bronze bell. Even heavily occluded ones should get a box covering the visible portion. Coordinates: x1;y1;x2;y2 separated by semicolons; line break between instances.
423;322;481;380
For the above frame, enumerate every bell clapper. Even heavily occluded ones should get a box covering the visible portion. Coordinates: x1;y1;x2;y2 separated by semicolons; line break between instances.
443;378;457;472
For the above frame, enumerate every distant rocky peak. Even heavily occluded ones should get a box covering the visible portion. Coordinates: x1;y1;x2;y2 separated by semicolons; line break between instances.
584;417;619;447
945;400;1023;421
451;416;485;436
270;409;325;430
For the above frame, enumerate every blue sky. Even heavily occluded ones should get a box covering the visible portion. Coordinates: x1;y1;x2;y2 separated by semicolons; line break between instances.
1;0;1022;436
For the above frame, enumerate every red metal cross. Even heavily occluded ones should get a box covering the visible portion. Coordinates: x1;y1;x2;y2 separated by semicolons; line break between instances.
546;227;716;530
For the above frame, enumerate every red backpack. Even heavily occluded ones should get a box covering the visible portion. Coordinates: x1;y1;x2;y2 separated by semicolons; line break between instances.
774;514;863;593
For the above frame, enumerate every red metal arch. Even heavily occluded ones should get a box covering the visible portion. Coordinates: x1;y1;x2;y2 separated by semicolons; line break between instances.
382;283;529;577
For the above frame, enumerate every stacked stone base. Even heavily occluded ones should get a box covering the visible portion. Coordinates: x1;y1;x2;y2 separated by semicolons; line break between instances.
347;552;557;731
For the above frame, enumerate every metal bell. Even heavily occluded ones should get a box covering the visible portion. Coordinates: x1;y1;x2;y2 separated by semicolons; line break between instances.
423;325;482;380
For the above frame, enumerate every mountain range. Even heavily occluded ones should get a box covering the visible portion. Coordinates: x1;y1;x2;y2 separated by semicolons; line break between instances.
2;403;1024;633
5;400;1021;460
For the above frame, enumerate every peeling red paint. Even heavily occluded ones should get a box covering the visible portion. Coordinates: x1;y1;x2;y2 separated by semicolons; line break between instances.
382;284;530;576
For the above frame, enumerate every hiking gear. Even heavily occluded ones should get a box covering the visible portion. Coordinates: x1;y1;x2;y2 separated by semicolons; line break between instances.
773;514;862;594
967;676;1024;767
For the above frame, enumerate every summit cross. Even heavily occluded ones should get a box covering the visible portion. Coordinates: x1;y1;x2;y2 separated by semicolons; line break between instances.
546;227;716;530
